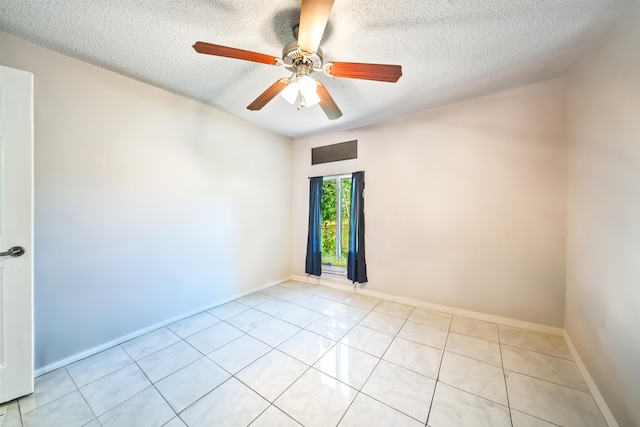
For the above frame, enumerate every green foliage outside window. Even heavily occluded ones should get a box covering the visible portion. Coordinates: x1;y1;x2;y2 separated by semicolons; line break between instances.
321;177;351;267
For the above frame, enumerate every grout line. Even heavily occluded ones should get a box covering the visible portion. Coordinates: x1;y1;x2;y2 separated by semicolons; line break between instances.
60;365;103;424
497;326;515;427
38;283;606;427
349;304;436;424
426;316;454;426
501;367;594;394
133;354;179;422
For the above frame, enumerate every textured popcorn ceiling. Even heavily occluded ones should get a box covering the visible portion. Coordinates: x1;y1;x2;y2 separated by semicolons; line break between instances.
0;0;631;138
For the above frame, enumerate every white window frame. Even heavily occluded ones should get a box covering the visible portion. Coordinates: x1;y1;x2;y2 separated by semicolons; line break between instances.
321;173;351;277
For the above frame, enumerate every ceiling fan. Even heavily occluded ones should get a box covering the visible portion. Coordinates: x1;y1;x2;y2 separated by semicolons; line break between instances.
192;0;402;120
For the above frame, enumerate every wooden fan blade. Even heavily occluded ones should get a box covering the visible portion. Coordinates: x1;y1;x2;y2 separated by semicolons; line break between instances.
316;83;342;120
247;79;289;111
326;62;403;82
193;41;278;65
298;0;335;55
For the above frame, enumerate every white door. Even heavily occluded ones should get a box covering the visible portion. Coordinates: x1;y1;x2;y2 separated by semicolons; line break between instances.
0;66;34;403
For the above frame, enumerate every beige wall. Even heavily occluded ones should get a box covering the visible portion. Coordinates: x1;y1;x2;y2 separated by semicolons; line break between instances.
565;5;640;427
292;78;567;327
0;33;293;370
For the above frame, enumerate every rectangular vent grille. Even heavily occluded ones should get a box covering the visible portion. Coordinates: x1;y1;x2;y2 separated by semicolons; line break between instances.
311;140;357;165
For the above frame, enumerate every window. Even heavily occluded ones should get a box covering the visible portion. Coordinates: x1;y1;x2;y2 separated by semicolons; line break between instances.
306;171;367;283
321;175;352;275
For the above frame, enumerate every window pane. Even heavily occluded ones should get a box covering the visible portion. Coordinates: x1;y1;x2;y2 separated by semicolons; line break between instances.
340;178;352;262
320;177;352;268
321;180;337;264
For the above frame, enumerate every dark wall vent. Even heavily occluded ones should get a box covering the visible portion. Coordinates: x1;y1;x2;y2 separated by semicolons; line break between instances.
311;140;357;165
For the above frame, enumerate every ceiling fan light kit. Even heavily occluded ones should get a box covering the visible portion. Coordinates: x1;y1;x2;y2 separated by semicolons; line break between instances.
192;0;402;120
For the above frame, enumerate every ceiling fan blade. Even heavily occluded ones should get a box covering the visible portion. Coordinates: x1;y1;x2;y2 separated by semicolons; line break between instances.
316;83;342;120
247;79;290;111
298;0;335;55
326;62;403;82
193;41;279;65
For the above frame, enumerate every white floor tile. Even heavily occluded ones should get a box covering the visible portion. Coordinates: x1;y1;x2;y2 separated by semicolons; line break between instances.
397;321;449;349
340;324;394;358
295;295;340;314
383;337;442;379
209;334;272;374
314;343;379;389
342;294;381;310
207;301;249;320
407;308;452;331
276;289;314;304
162;417;187;427
1;417;24;427
289;283;326;295
317;288;353;303
499;326;572;360
32;294;613;427
21;390;95;427
361;360;435;423
1;400;21;423
450;316;499;342
185;321;244;354
439;352;508;405
280;281;321;294
359;311;406;335
66;346;133;388
502;345;587;391
428;382;511;427
179;378;269;427
226;308;274;332
237;350;308;402
155;357;230;413
339;393;424;427
275;369;357;427
249;405;302;426
137;340;201;383
121;328;181;361
79;363;151;416
373;300;414;319
445;332;502;367
511;410;558;427
505;370;607;427
260;285;292;298
98;386;174;427
277;306;324;328
254;298;298;317
19;368;77;414
277;330;336;365
167;312;219;339
236;292;273;307
305;315;355;341
248;318;302;347
325;302;370;323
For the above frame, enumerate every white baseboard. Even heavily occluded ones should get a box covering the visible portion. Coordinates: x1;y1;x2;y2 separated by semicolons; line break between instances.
291;273;617;425
33;276;289;377
290;273;563;336
563;331;619;427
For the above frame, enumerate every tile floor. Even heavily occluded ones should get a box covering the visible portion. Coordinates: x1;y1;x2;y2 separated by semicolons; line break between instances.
0;280;609;427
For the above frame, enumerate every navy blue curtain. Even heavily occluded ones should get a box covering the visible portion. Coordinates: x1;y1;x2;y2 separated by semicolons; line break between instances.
305;176;323;276
348;171;367;283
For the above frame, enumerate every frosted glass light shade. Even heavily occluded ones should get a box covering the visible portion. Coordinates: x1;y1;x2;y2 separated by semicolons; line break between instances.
303;90;320;106
281;81;299;104
299;75;320;106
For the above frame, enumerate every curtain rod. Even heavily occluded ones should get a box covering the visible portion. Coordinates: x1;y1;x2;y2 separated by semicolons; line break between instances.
307;171;363;179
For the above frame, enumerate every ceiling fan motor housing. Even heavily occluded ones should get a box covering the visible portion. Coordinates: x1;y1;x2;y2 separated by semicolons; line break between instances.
282;41;323;72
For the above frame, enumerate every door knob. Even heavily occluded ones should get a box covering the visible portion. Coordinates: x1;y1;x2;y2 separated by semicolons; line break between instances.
0;246;25;257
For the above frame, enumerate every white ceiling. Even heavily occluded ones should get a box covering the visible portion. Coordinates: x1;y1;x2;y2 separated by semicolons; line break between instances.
0;0;631;138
